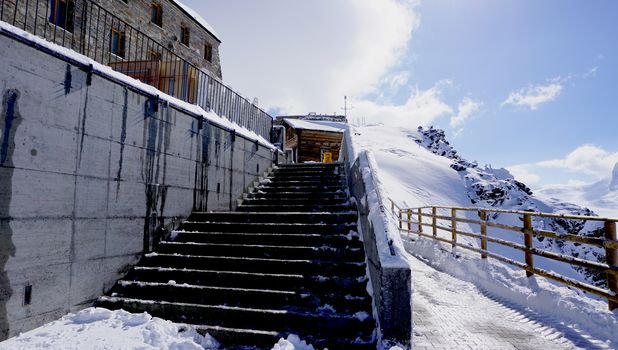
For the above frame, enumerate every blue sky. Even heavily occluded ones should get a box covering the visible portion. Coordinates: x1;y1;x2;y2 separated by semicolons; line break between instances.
184;0;618;188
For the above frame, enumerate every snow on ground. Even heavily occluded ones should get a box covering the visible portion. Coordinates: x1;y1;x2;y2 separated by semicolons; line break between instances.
350;123;618;348
407;239;618;349
0;308;405;350
408;251;606;350
0;308;219;350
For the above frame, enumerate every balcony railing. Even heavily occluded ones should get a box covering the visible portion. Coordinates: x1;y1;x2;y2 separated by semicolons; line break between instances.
0;0;273;139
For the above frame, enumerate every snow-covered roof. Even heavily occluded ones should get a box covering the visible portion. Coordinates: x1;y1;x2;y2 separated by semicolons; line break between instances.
283;118;346;133
170;0;221;43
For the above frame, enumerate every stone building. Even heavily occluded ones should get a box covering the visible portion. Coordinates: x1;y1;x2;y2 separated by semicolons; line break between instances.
97;0;222;78
4;0;222;78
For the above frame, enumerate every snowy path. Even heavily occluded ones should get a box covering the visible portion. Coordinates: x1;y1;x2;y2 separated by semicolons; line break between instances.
409;254;610;350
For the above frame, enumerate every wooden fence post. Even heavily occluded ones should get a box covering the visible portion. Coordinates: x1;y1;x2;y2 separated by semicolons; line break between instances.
523;212;534;277
398;209;403;229
417;208;423;236
605;220;618;311
407;209;412;232
451;208;457;249
480;210;488;259
432;207;437;237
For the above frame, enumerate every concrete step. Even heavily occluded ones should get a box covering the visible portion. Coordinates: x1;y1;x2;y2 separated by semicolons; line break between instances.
96;296;375;340
180;222;357;234
247;192;349;200
109;280;371;314
277;162;343;168
267;174;346;181
186;212;356;225
257;185;345;193
191;325;376;350
263;179;345;187
237;204;354;212
170;231;361;247
273;169;342;176
127;267;369;297
240;197;350;205
140;253;367;277
157;241;365;262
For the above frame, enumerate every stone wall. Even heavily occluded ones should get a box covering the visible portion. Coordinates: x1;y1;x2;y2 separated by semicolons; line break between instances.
0;31;272;340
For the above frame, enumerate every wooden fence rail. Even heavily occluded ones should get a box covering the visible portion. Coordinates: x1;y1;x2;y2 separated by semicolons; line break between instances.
389;200;618;311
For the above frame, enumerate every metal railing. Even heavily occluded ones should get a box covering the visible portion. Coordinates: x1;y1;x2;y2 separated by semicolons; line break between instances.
0;0;273;139
389;200;618;311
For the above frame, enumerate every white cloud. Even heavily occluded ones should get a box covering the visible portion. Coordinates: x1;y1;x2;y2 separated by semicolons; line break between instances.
536;144;618;178
450;97;482;128
354;80;453;126
502;82;562;110
507;165;542;186
508;145;618;187
188;0;420;115
384;71;411;90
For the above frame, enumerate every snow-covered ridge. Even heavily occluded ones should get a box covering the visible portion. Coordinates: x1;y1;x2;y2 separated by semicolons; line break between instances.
353;124;608;286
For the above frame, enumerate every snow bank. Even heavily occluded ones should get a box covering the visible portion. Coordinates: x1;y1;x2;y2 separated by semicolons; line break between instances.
271;334;316;350
406;238;618;347
0;21;275;151
0;308;219;350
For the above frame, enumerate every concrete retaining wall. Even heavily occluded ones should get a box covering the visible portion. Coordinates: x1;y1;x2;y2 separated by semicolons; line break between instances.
341;132;412;349
0;31;273;340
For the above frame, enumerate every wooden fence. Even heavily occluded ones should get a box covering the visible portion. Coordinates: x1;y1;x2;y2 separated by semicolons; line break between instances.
389;201;618;311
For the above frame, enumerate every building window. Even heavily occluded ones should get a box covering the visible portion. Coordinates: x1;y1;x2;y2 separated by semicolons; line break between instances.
110;28;126;58
151;2;163;27
148;50;161;61
180;26;190;46
49;0;75;32
204;43;213;62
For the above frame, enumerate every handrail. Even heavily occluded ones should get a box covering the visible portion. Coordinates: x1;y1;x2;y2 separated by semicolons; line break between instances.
388;200;618;311
0;0;273;139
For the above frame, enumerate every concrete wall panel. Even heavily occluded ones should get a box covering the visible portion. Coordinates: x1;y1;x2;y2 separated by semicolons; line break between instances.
0;32;273;339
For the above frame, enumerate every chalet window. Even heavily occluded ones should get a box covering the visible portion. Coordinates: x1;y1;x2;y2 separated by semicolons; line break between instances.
49;0;75;32
204;43;213;62
110;28;126;58
180;26;190;46
151;2;163;27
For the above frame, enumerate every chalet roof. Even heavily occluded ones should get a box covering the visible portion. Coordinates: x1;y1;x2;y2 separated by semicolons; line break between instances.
283;118;346;133
170;0;222;43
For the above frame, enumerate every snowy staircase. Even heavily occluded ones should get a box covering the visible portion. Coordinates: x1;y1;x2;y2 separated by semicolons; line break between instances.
96;162;377;350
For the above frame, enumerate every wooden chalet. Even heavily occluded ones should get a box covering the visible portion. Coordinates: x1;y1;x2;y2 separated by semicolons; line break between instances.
280;118;345;163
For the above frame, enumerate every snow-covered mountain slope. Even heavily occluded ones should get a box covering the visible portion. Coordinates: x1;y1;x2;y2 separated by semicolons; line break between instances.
536;162;618;218
351;124;608;286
